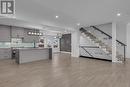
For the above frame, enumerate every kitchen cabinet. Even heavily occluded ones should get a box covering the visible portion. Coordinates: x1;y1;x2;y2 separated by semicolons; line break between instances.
23;29;40;43
15;48;52;64
11;27;39;43
11;27;24;38
0;25;11;42
0;48;11;59
0;25;40;43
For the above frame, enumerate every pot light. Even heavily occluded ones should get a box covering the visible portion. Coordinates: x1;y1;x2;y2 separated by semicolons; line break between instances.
28;32;31;35
37;33;40;35
77;23;80;26
32;32;34;34
117;13;121;16
56;16;59;18
39;33;42;35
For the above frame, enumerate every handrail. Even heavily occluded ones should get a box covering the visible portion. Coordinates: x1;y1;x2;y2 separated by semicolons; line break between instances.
80;27;126;61
91;26;112;39
80;46;99;48
80;46;93;57
90;26;126;46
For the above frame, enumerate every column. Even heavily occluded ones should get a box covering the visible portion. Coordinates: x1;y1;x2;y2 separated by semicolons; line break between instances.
126;23;130;58
112;22;117;62
71;29;80;57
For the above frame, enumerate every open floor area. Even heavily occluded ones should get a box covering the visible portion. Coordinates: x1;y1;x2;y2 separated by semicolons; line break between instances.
0;53;130;87
1;0;130;86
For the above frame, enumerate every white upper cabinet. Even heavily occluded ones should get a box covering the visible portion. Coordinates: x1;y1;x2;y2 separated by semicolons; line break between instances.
0;25;40;43
23;29;40;43
11;27;24;38
0;25;11;42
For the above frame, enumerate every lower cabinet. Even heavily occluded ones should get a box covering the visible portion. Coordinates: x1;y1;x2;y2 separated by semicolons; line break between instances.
0;48;11;59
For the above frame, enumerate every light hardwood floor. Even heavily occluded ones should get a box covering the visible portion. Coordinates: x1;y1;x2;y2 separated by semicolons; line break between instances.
0;53;130;87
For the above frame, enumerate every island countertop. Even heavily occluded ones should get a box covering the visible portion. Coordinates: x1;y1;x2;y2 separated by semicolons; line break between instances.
15;48;52;64
16;47;51;50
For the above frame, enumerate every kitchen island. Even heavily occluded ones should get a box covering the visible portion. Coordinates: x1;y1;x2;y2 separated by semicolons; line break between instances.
15;48;52;64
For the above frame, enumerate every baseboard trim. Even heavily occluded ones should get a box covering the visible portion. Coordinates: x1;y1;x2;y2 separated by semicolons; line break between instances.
80;56;112;62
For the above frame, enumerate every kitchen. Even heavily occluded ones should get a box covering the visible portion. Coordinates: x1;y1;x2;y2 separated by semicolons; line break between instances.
0;24;61;64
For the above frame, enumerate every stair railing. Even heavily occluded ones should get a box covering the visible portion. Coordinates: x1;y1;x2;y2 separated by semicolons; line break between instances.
81;26;126;62
80;46;112;60
80;46;94;57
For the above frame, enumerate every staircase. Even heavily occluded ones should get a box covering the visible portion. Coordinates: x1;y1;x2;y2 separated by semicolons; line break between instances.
79;26;126;63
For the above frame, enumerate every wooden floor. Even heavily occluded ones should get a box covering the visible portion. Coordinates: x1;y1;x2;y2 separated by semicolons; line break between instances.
0;53;130;87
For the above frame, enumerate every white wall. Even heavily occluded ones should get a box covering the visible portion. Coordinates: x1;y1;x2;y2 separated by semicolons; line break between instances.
96;22;127;44
116;22;127;44
96;23;112;36
71;29;80;57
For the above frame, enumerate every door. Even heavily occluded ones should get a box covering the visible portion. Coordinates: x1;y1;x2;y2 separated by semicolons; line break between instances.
60;34;71;52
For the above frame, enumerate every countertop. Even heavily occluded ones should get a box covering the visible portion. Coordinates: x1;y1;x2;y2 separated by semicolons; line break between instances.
15;47;51;51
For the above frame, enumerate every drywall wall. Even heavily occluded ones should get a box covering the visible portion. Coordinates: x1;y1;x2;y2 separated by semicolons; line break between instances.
96;22;127;44
96;23;112;36
116;22;127;44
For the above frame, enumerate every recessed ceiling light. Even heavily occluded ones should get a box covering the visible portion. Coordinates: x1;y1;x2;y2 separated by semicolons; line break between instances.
28;32;31;35
77;23;80;26
56;16;59;18
117;13;121;16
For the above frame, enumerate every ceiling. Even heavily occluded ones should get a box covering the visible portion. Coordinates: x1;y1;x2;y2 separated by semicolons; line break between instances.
0;0;130;31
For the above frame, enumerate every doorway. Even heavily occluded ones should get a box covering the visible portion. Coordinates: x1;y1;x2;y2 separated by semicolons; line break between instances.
60;34;71;52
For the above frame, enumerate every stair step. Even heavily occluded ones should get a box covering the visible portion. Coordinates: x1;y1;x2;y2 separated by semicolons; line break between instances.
80;28;125;62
